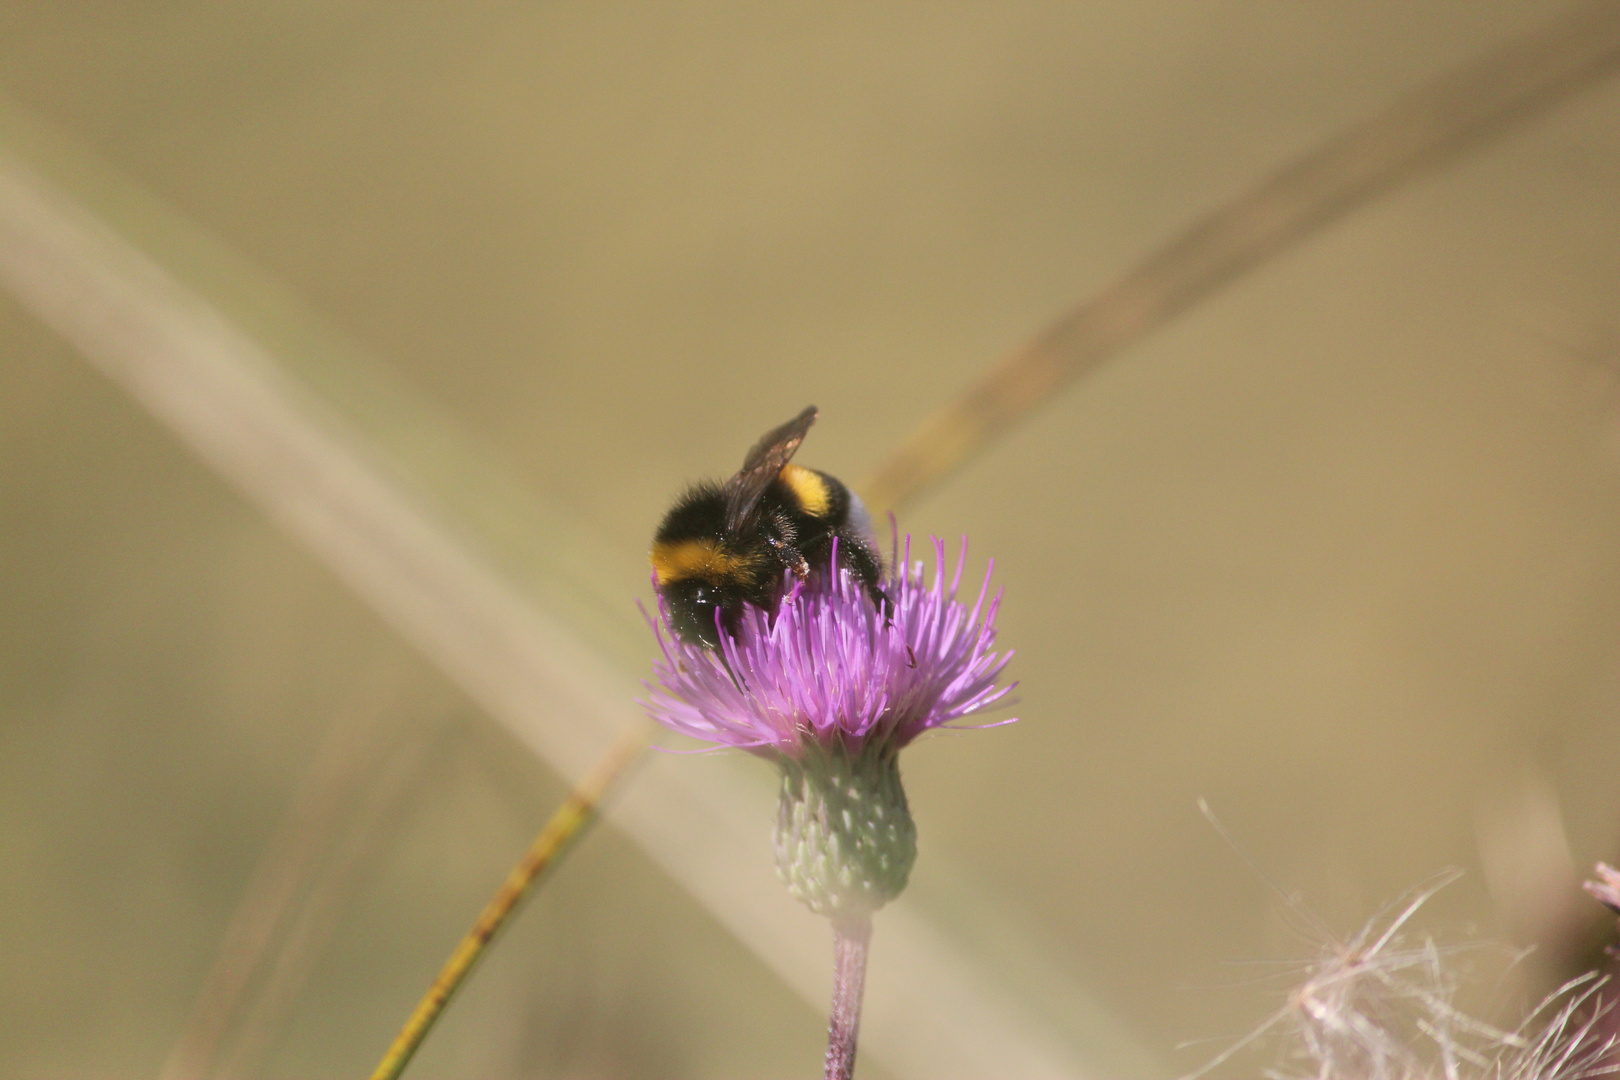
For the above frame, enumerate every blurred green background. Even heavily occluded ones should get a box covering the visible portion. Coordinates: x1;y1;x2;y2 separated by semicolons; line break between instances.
6;3;1620;1078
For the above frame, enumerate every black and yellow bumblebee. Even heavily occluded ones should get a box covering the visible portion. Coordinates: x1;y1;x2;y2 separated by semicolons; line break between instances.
651;406;888;646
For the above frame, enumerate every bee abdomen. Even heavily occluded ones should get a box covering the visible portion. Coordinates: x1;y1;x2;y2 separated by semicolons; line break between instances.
778;463;834;519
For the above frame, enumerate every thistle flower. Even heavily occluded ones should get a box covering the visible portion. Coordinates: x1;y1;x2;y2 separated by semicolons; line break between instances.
643;534;1014;759
643;534;1015;919
642;533;1013;1080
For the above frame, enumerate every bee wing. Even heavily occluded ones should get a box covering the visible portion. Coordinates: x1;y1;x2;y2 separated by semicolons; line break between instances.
723;405;818;533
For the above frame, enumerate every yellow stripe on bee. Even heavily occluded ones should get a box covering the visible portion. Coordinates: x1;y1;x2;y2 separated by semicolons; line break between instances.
650;538;756;585
779;464;831;516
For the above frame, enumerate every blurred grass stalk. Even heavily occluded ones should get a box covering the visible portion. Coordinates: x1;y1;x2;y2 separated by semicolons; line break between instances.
861;0;1620;509
214;718;444;1080
368;723;649;1080
0;105;1122;1080
157;659;419;1080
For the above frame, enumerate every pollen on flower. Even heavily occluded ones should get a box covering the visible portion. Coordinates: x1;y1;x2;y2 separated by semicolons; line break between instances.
639;535;1016;757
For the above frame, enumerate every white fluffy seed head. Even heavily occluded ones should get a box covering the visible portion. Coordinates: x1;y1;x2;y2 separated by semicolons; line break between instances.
1184;872;1619;1080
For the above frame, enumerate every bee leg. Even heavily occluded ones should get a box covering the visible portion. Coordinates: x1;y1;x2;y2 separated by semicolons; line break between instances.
867;582;895;620
867;583;914;665
711;608;751;691
717;650;748;692
763;533;811;580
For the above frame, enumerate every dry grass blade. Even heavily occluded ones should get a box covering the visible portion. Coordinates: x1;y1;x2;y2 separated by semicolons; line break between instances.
860;0;1620;511
157;663;409;1080
366;724;648;1080
214;724;443;1080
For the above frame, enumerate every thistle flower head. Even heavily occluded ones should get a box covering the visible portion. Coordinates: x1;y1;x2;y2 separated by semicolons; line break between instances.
641;535;1015;758
641;532;1014;917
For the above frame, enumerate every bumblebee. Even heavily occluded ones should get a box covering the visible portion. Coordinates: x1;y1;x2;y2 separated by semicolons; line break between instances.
651;405;887;646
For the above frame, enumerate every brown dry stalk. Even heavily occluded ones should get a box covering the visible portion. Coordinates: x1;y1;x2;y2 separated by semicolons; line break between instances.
859;1;1620;512
366;723;649;1080
217;723;443;1080
158;662;410;1080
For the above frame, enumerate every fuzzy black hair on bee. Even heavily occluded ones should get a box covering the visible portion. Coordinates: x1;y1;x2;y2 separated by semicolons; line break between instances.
651;405;888;646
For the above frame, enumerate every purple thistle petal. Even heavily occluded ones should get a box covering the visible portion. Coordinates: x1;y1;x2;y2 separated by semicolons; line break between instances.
640;535;1017;757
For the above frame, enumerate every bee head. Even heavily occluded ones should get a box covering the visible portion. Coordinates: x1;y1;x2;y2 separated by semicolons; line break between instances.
663;577;741;648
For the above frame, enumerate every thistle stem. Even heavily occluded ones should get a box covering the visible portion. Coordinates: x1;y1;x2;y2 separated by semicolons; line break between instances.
824;916;873;1080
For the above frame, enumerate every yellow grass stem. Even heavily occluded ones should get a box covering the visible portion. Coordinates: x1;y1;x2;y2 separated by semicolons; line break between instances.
366;724;650;1080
